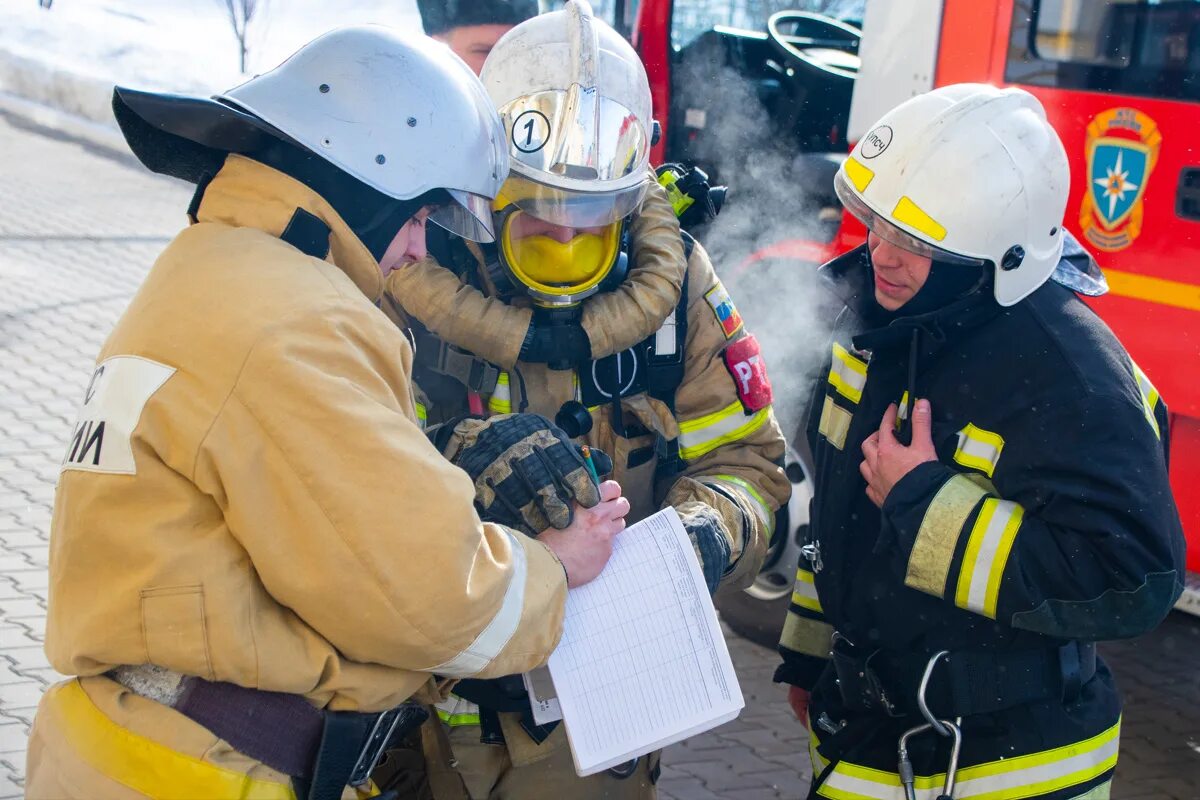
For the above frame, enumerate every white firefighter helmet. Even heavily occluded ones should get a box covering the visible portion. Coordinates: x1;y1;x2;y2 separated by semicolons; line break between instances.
478;0;653;304
115;26;507;242
834;83;1070;306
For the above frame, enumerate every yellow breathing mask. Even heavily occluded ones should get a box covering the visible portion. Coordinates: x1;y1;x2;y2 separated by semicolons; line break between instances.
497;208;622;306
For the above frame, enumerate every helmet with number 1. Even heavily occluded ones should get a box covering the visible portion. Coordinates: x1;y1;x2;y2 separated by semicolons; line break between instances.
480;0;654;306
835;83;1070;306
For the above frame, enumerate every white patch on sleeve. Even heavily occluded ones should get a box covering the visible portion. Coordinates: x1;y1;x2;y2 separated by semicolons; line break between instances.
61;356;176;475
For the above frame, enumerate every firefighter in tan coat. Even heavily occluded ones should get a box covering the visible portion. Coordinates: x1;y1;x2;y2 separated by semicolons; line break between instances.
26;28;631;800
385;4;791;797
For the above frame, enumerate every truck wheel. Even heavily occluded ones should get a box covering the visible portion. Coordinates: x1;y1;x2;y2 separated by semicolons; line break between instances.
716;444;813;649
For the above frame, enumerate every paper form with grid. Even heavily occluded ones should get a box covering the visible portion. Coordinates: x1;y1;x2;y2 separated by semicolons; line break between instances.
547;507;745;776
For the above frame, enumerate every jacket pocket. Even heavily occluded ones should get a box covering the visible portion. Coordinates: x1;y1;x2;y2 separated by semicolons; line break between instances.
140;584;214;680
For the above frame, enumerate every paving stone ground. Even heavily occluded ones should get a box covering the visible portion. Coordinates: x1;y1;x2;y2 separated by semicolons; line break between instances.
1;108;1198;799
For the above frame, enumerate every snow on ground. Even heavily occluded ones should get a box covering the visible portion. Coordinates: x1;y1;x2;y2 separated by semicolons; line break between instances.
2;0;422;100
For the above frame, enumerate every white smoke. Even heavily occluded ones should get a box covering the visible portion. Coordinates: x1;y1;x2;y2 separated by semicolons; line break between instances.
680;62;847;439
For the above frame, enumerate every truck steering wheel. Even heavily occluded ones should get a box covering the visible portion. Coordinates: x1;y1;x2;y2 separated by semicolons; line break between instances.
766;11;862;82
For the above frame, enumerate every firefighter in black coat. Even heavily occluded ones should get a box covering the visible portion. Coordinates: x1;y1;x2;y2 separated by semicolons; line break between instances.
776;84;1186;799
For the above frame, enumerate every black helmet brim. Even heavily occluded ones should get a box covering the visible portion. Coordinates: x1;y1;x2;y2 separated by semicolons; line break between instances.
112;86;297;184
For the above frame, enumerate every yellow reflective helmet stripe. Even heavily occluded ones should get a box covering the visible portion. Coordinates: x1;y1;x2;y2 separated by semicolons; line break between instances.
955;498;1024;619
953;422;1006;478
791;566;823;613
818;396;853;451
678;401;771;461
843;156;875;193
1130;359;1162;439
892;196;948;242
488;372;512;415
47;679;297;800
817;721;1119;800
905;474;988;598
828;343;868;404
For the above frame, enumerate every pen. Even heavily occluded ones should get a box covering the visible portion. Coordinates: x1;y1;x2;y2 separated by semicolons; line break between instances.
581;445;601;484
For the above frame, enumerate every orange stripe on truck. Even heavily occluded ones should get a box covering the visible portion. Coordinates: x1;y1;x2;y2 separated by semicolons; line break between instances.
1105;269;1200;313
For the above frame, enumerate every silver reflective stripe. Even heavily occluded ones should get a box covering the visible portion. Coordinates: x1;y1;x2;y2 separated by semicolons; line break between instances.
428;529;527;677
678;401;771;461
1131;360;1161;439
654;308;678;357
955;499;1024;619
435;695;481;726
488;372;512;414
818;721;1119;800
828;343;868;404
791;568;822;613
953;423;1005;478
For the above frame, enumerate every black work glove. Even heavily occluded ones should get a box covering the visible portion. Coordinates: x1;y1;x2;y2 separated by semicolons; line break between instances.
675;501;733;595
438;414;612;536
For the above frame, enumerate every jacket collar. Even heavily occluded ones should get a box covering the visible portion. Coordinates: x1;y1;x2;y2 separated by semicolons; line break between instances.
194;155;384;302
821;245;1000;354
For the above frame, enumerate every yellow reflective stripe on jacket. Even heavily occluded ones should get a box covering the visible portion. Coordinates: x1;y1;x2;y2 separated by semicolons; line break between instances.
791;567;823;613
488;372;512;415
818;395;852;450
49;679;297;800
428;528;527;677
435;695;481;727
905;475;988;598
780;608;834;659
1131;360;1161;439
714;473;773;531
678;401;771;461
955;498;1025;619
828;343;868;404
809;730;831;774
817;720;1119;800
953;423;1005;478
414;402;428;430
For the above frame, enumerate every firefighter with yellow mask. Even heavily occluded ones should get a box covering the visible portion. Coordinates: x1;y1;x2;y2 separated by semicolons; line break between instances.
384;3;790;798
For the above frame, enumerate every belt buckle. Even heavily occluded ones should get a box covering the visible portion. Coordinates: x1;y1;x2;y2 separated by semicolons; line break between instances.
348;706;407;788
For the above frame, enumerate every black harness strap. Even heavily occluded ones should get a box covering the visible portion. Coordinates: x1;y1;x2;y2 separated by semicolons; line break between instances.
186;172;214;224
280;208;332;259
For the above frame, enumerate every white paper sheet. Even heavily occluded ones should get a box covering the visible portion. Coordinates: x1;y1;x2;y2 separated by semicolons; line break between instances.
547;508;744;776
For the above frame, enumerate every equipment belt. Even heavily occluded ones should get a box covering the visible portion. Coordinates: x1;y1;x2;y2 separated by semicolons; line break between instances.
109;665;427;799
411;328;501;395
833;640;1097;718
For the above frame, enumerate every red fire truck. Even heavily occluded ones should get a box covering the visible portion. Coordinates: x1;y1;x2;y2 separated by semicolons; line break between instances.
585;0;1200;640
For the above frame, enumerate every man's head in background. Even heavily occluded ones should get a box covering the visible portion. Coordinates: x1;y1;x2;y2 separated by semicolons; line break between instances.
419;0;540;74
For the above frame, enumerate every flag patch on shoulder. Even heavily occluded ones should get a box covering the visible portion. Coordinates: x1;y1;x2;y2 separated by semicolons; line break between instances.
704;282;744;339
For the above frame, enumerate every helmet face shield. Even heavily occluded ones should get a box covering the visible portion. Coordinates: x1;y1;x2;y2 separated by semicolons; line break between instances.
835;172;986;267
497;207;622;303
428;189;497;242
499;171;649;229
502;88;650;187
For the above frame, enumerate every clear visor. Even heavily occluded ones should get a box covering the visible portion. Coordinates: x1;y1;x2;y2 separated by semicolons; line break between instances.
428;189;497;243
834;173;985;267
502;88;650;185
498;171;649;229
